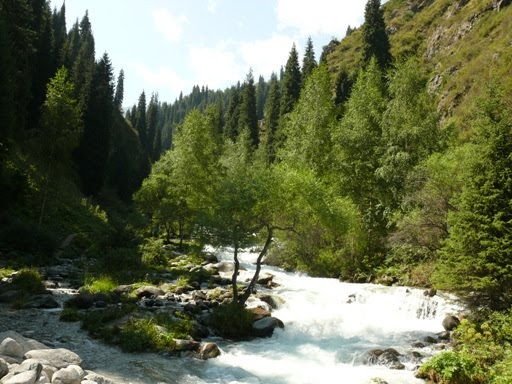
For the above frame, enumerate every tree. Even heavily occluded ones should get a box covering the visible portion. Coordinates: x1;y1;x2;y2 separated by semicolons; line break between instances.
263;73;281;162
224;83;240;140
51;3;67;69
114;69;124;109
362;0;392;69
281;65;336;178
434;84;512;309
301;37;317;85
238;69;258;147
146;93;159;158
38;67;82;228
74;53;114;196
255;75;267;120
334;68;353;108
334;58;388;257
72;12;95;109
136;91;147;149
280;43;302;116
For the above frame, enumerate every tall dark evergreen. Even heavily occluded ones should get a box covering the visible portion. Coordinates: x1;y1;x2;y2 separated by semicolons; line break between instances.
280;44;302;116
362;0;392;69
114;69;124;109
146;93;159;159
301;37;317;85
74;53;115;196
0;7;15;140
224;83;241;140
334;68;353;107
255;75;267;120
51;3;67;69
136;91;147;149
62;20;80;69
72;12;95;108
238;70;258;147
263;73;281;162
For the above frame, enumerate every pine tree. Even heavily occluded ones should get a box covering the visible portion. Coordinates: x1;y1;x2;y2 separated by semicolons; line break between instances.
72;12;95;108
136;91;147;149
263;73;281;162
147;93;159;159
238;70;258;147
51;3;67;69
302;37;317;85
280;44;302;116
74;53;114;196
334;68;353;107
434;84;512;309
362;0;392;69
255;75;267;120
224;83;240;140
62;20;80;69
114;69;124;109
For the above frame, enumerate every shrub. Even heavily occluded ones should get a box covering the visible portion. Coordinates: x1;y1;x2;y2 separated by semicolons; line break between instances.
119;318;175;352
417;351;484;384
59;307;81;322
210;302;254;340
11;268;46;295
82;275;117;294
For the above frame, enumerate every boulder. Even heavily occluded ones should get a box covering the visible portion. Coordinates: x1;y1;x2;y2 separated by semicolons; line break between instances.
247;307;271;321
0;291;19;303
0;338;23;358
2;370;39;384
173;339;200;352
367;379;389;384
198;342;221;360
257;294;285;309
33;296;60;309
135;286;164;299
36;371;50;384
423;288;437;297
442;315;460;331
252;317;284;338
51;366;81;384
13;360;44;376
438;331;451;341
0;358;8;379
24;349;81;369
423;335;437;344
365;348;404;370
257;274;273;286
83;373;114;384
0;332;49;356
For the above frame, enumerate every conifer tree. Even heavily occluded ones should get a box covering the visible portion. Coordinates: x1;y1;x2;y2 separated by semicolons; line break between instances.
362;0;392;69
114;69;124;110
136;91;147;149
74;53;114;196
224;83;240;140
255;75;267;120
72;12;95;108
334;68;353;107
52;3;67;69
238;70;258;147
280;44;302;116
263;73;281;162
62;20;80;69
302;37;317;85
147;93;159;159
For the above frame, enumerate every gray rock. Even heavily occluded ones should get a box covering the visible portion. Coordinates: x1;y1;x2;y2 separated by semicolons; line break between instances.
0;358;8;379
0;338;23;358
198;342;221;360
2;370;39;384
51;366;81;384
0;331;49;354
257;294;285;309
442;315;460;331
24;349;81;369
82;373;114;384
367;379;389;384
135;286;164;299
13;360;44;375
364;348;404;370
252;317;284;338
80;381;98;384
35;371;50;384
173;339;200;352
423;335;437;344
0;291;18;304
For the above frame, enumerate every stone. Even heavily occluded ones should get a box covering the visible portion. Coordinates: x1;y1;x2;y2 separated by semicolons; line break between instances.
0;291;19;303
257;294;285;309
24;349;81;369
83;373;114;384
13;360;44;375
173;339;200;352
247;307;271;321
33;296;60;309
442;315;460;331
2;370;39;384
423;335;437;344
198;342;221;360
367;379;389;384
252;317;284;338
423;288;437;297
51;366;81;384
0;338;23;358
438;331;451;341
0;358;8;379
35;371;50;384
67;365;84;380
364;348;404;370
257;274;273;286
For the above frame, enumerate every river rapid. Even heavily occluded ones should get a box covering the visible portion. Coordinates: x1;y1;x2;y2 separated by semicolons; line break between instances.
0;247;461;384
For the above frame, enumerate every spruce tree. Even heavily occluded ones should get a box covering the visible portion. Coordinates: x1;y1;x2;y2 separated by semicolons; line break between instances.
136;91;147;149
238;70;258;147
302;37;317;85
52;3;67;69
74;53;115;196
255;75;267;120
146;93;159;159
280;44;302;116
114;69;124;109
362;0;392;69
224;83;240;140
72;12;95;108
263;73;281;162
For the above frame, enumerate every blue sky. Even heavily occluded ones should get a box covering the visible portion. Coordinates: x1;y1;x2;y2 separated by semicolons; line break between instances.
50;0;373;108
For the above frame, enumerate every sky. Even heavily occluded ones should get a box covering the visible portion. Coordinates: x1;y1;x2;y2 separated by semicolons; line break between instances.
49;0;374;108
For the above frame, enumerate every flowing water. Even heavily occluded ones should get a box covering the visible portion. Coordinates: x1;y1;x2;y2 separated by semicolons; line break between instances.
10;248;460;384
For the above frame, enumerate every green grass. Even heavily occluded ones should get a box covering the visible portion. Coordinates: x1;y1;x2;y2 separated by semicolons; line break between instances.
11;267;46;295
82;275;118;294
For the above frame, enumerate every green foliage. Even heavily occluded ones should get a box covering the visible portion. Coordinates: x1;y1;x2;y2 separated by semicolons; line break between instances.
210;302;254;340
119;317;175;352
60;307;81;322
434;83;512;309
417;351;484;384
82;275;117;294
362;0;392;69
280;44;302;116
11;268;46;295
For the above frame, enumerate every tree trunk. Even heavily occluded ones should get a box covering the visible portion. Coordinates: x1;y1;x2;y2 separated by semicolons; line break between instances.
231;243;240;303
238;226;273;306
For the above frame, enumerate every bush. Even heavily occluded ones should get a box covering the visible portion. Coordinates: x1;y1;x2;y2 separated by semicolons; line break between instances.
82;275;117;294
99;247;141;273
417;351;484;384
11;268;46;295
59;307;81;322
210;302;254;340
119;318;175;352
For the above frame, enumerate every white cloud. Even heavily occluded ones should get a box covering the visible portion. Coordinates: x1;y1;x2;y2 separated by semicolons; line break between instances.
188;43;244;90
152;9;188;43
239;34;295;78
132;63;189;99
276;0;365;37
207;0;218;14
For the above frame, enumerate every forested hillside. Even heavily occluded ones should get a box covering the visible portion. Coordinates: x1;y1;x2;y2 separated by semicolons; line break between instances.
1;0;512;381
